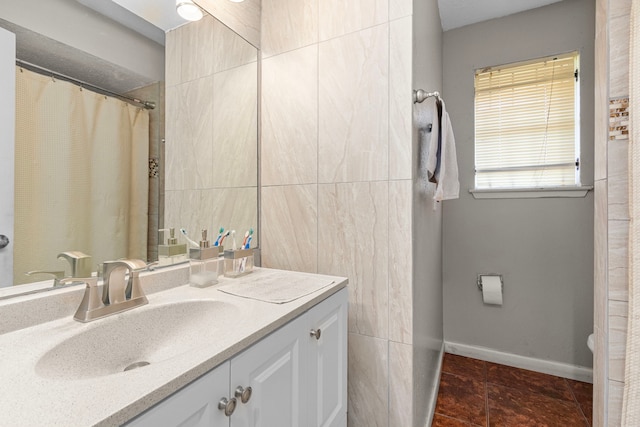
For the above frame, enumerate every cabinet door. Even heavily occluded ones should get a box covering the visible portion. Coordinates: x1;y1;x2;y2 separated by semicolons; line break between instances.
230;314;308;427
307;288;348;427
126;361;231;427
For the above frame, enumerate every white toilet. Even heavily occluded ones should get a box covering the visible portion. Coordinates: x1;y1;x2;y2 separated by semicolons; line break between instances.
587;333;595;353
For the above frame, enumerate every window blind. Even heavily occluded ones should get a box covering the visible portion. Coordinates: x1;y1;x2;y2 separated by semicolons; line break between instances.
474;53;579;189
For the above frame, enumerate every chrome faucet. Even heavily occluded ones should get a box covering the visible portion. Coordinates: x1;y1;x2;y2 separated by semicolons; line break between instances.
70;259;154;323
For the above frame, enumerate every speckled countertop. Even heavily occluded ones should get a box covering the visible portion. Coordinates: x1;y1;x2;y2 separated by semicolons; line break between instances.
0;267;347;427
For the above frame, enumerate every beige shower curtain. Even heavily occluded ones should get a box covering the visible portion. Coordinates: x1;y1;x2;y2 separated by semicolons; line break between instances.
624;1;640;424
13;68;149;285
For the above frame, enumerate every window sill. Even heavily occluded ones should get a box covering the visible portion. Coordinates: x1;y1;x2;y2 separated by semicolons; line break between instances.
469;186;593;199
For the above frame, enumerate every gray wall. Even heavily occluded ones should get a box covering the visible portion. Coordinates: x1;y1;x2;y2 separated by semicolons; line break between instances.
442;0;595;368
412;0;443;425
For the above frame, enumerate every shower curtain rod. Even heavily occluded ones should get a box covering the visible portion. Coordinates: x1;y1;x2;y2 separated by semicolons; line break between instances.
15;60;156;110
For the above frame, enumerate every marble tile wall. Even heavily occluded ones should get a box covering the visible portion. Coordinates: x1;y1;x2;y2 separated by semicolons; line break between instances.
261;45;318;186
165;15;259;246
594;0;632;425
167;1;435;425
593;2;608;425
193;0;261;48
317;25;389;183
260;0;421;425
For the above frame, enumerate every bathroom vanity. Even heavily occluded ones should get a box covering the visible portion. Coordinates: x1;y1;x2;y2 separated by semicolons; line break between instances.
127;287;347;427
0;266;347;426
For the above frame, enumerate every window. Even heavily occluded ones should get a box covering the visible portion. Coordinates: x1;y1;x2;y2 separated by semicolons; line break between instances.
474;52;580;190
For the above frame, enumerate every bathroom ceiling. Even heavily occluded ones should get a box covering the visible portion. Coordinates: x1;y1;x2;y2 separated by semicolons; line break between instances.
85;0;568;38
438;0;565;31
77;0;188;45
110;0;187;30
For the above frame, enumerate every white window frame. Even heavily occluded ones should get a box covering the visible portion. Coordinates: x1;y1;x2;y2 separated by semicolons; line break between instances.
470;52;591;199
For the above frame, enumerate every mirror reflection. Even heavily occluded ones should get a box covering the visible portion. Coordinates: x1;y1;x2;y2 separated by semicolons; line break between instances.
13;67;152;285
164;14;258;266
0;0;258;287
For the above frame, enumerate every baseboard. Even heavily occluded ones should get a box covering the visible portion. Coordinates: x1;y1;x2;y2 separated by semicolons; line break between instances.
423;341;445;427
444;341;593;384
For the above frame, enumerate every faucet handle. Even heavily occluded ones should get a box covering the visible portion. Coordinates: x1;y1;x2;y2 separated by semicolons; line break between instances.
119;259;155;301
116;258;149;272
25;270;66;287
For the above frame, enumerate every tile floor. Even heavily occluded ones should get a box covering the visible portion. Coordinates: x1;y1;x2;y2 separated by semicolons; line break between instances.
432;353;593;427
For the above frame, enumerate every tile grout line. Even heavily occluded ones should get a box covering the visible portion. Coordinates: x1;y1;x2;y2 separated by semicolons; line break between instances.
564;378;592;427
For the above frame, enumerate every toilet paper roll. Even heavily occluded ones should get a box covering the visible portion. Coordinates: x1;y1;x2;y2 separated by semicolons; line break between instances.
481;275;503;305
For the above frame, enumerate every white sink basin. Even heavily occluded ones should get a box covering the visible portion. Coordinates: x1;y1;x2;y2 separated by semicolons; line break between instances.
35;300;239;380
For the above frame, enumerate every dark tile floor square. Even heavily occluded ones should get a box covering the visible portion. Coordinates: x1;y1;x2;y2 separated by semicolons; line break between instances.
434;372;487;426
442;353;487;381
433;353;592;427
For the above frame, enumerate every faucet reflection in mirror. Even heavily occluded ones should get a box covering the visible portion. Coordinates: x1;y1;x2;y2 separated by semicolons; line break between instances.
25;251;92;287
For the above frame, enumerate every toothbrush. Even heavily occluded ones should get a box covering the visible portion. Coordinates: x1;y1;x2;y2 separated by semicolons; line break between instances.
213;227;225;246
244;235;253;249
180;228;200;248
242;228;254;249
241;228;254;248
219;230;231;246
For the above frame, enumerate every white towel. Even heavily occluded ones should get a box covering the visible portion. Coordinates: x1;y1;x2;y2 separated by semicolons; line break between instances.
417;99;439;194
426;98;459;203
422;101;439;185
217;269;335;304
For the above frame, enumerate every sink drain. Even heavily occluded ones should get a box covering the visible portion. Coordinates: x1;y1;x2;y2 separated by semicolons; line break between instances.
124;361;151;372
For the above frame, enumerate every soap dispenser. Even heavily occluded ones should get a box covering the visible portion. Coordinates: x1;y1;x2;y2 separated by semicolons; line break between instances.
188;229;221;287
158;228;188;266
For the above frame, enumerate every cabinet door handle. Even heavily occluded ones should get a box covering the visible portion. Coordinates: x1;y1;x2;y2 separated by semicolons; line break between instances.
310;328;321;340
235;385;252;403
0;235;8;249
218;397;237;417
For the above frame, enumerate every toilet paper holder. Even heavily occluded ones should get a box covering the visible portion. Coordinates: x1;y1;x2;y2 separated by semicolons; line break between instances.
477;274;504;291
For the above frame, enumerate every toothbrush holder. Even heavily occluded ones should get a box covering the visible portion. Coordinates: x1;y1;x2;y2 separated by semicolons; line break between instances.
189;246;221;260
223;248;254;278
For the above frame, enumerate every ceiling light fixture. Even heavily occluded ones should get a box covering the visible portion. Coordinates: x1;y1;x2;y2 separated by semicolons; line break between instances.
176;0;203;21
228;0;245;3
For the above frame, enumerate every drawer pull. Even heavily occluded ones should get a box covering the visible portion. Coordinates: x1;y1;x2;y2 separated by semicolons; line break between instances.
218;397;237;417
310;329;321;340
235;385;252;403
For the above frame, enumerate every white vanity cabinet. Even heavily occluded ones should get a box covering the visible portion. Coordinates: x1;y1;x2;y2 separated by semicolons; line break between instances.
307;288;348;427
126;361;231;427
126;288;347;427
229;307;308;426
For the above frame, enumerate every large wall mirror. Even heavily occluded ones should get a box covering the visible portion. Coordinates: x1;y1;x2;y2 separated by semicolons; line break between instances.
0;0;258;288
